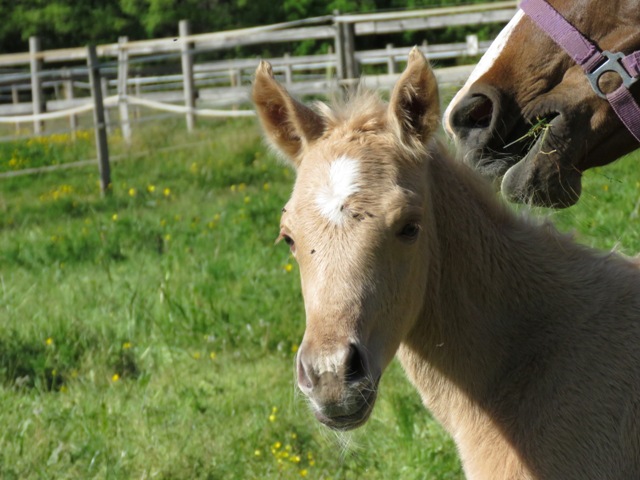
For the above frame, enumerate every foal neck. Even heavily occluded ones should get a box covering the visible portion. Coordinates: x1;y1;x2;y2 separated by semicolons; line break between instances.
403;143;602;395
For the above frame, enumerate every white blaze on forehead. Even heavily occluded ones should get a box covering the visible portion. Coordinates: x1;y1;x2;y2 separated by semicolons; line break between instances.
443;9;525;136
315;156;361;224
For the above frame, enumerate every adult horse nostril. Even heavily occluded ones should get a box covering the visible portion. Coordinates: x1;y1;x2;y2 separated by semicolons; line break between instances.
345;344;368;384
451;93;494;132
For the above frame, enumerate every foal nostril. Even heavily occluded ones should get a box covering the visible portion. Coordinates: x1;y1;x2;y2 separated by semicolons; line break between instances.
297;354;313;391
451;93;494;133
345;344;368;384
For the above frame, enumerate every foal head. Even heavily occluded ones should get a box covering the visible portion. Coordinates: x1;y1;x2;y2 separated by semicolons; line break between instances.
253;48;440;430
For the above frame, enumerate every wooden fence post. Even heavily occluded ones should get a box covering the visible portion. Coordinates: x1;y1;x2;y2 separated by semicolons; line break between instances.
386;44;396;74
326;44;335;81
466;34;479;56
179;20;196;132
100;76;112;135
11;85;19;134
283;53;293;85
29;36;44;134
342;22;359;81
333;13;358;90
117;36;132;144
87;45;111;196
334;11;346;82
62;68;78;139
134;76;142;119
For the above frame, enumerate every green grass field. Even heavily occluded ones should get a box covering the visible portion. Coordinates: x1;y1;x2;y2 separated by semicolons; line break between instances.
1;116;639;479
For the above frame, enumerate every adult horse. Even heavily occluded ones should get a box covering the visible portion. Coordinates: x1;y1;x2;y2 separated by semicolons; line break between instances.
252;49;640;479
444;0;640;208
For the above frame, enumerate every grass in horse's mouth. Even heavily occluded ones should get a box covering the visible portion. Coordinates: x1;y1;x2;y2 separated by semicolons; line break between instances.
503;115;558;152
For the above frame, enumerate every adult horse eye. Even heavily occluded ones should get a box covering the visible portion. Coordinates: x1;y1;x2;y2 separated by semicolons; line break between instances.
398;223;420;242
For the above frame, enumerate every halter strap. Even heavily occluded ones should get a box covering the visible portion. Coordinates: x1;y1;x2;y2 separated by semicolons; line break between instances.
520;0;640;142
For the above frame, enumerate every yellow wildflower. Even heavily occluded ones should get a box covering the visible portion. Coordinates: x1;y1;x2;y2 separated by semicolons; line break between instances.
112;373;120;382
284;264;293;273
45;337;54;346
128;188;136;197
163;188;171;197
122;342;132;350
112;213;118;222
147;184;156;193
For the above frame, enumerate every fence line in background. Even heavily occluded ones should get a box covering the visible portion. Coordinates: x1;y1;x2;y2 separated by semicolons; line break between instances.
0;2;518;183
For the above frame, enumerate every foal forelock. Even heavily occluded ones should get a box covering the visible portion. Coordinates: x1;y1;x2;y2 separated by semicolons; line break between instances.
298;91;423;228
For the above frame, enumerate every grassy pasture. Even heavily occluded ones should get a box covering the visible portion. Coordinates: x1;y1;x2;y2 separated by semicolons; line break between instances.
0;115;639;479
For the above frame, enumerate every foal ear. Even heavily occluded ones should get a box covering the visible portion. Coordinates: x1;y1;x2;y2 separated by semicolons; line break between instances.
252;61;325;168
389;47;440;146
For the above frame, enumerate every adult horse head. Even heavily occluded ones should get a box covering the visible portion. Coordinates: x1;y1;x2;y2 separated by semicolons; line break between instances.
444;0;640;208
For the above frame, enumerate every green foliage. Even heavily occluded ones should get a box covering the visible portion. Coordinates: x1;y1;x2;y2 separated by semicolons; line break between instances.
0;130;94;173
2;115;638;478
0;117;463;478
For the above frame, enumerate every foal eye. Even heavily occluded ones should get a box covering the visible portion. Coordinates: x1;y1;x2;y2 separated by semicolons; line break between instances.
282;234;296;251
276;230;296;253
398;222;420;242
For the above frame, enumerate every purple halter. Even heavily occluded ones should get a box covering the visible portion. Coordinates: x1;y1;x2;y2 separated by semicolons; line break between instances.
520;0;640;142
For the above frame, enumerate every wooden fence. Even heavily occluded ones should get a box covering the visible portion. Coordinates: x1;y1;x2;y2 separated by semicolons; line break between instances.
0;1;518;188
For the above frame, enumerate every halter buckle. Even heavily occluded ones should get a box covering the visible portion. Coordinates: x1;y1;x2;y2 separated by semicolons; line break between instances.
587;51;639;99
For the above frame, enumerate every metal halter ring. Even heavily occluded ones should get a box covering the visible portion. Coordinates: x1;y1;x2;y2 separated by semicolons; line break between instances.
586;51;639;99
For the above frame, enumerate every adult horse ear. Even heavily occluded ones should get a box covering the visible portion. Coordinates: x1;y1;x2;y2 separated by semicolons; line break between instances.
389;47;440;147
252;61;325;168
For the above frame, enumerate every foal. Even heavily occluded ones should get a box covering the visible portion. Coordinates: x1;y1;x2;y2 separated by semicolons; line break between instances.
252;48;640;480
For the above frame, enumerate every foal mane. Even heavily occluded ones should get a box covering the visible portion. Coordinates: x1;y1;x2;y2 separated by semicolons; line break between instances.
313;88;388;133
313;86;442;169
